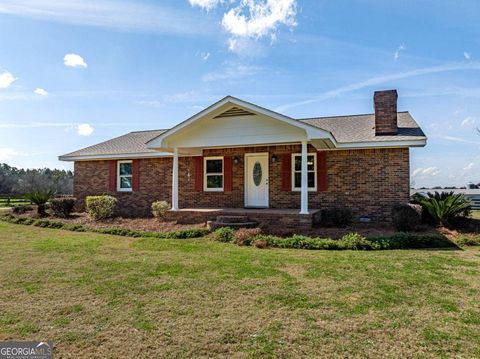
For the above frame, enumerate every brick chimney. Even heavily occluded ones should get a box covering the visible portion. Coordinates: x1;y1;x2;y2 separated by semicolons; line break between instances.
374;89;398;135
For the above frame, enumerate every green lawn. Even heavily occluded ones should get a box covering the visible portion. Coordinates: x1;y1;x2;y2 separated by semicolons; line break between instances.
0;198;30;208
471;210;480;220
0;222;479;358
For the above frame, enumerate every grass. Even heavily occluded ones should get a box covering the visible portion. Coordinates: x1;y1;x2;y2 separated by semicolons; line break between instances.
471;210;480;220
0;222;479;357
0;197;30;208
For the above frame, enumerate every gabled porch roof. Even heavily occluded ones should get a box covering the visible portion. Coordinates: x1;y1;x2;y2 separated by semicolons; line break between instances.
145;96;338;155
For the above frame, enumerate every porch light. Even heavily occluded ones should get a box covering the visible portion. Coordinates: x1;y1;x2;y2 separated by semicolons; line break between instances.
271;154;278;163
233;156;240;165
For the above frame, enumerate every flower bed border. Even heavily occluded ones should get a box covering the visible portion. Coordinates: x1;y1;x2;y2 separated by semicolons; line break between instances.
1;213;472;250
0;214;209;239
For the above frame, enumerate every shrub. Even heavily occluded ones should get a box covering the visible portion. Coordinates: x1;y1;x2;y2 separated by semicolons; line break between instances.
25;190;54;215
319;207;352;227
391;203;422;231
256;232;455;250
33;219;65;229
213;227;235;243
151;201;170;220
86;195;117;220
50;198;76;218
412;191;471;226
234;227;262;246
454;235;480;247
11;205;32;214
253;239;268;249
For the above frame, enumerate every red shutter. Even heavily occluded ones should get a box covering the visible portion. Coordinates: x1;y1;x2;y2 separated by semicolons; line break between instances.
132;159;140;191
194;157;203;192
281;154;291;191
109;160;117;192
224;156;233;192
317;151;328;192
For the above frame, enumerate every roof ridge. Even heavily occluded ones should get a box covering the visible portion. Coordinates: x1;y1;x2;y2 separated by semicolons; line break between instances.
130;129;168;133
298;111;409;121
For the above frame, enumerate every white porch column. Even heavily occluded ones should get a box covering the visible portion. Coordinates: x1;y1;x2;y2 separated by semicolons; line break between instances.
300;140;309;214
171;148;179;211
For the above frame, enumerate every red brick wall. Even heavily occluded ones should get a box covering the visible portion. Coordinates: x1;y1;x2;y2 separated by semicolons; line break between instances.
74;145;410;221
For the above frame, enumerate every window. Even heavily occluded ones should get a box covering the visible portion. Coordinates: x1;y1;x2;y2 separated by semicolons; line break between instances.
204;157;223;191
292;153;316;191
117;160;133;191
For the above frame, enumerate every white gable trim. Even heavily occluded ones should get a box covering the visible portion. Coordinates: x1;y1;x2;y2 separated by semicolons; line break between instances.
146;96;337;149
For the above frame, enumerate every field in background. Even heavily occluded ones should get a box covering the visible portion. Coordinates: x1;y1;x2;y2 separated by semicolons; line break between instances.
0;222;479;358
0;197;30;208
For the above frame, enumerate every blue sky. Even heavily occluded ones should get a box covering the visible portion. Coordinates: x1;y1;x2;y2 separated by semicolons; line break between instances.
0;0;479;187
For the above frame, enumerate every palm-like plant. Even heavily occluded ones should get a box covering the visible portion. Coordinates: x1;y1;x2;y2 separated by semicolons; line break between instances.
25;190;54;215
412;191;471;226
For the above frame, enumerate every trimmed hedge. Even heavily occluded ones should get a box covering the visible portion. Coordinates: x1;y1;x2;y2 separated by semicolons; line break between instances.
86;195;117;220
0;214;209;239
258;232;456;250
212;227;457;250
50;198;76;218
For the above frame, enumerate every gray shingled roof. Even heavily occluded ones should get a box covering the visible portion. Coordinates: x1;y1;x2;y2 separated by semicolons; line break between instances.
299;111;425;143
60;111;425;160
59;130;166;159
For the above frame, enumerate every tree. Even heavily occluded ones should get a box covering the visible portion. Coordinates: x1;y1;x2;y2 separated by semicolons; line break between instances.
0;163;73;196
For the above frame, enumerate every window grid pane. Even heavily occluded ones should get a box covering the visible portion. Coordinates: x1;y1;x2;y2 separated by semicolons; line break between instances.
293;155;316;189
206;175;223;188
120;176;132;189
119;163;132;175
206;159;223;174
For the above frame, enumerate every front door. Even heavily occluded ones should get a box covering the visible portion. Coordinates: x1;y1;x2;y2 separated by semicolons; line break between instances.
245;153;269;208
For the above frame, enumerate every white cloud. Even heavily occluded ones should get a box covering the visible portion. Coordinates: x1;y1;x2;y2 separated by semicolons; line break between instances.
202;62;260;82
412;166;441;178
276;61;480;111
0;71;17;89
461;116;475;127
227;36;268;57
222;0;297;39
464;52;471;60
64;53;87;68
189;0;223;10
136;100;164;108
0;0;211;36
463;162;475;171
33;88;48;96
394;44;405;61
441;135;479;145
0;148;18;161
76;123;94;136
201;52;211;60
189;0;297;52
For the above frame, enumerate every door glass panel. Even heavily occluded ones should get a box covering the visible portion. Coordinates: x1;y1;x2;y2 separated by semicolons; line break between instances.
253;161;262;186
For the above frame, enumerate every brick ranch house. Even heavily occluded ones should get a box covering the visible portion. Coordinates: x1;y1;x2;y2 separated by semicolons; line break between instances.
59;89;426;229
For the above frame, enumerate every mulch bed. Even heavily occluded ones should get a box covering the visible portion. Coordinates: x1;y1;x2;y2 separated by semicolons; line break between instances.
18;209;207;232
11;207;480;239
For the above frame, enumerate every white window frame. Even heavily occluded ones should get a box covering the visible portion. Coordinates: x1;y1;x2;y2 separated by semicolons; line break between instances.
117;160;133;192
204;156;224;192
291;153;317;192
